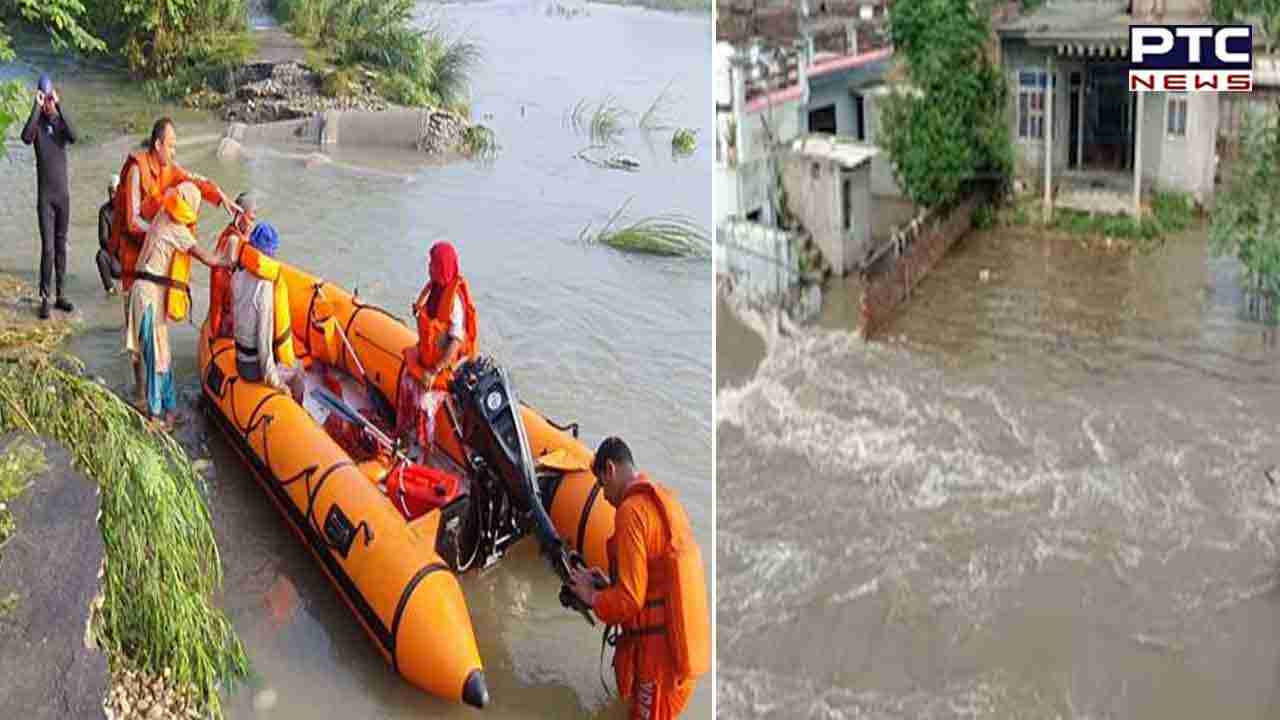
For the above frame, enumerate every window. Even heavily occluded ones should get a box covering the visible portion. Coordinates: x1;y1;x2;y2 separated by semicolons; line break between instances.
1017;70;1054;140
1167;93;1188;138
808;105;837;134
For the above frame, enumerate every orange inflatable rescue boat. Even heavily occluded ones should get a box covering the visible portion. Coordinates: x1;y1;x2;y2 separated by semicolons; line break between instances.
197;260;617;709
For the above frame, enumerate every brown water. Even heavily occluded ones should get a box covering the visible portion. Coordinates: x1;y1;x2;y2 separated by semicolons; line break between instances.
717;223;1280;718
0;2;711;717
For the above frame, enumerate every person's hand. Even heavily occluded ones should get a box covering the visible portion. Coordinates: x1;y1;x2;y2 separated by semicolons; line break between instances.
33;90;44;108
588;567;609;587
221;192;242;218
568;566;598;606
48;89;58;106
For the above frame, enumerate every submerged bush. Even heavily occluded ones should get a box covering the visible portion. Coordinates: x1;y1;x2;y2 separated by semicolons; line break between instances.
671;128;697;156
273;0;479;111
581;198;711;258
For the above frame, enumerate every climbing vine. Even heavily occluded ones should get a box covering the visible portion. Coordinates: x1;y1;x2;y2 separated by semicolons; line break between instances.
879;0;1012;208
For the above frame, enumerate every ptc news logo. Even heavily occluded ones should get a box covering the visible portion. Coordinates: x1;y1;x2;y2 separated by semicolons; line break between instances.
1129;25;1253;92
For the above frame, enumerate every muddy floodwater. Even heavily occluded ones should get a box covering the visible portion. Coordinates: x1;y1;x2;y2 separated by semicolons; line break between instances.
718;224;1280;718
0;2;710;717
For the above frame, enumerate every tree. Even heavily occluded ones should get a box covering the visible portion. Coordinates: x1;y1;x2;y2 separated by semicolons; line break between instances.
879;0;1012;208
1213;0;1280;53
1210;102;1280;321
0;1;105;155
7;0;105;53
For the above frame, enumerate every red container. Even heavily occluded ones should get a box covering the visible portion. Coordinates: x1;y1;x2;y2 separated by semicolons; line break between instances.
387;463;461;520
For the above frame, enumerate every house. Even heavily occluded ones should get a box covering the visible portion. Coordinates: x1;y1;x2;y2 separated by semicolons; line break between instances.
714;40;894;227
996;0;1220;213
781;133;877;273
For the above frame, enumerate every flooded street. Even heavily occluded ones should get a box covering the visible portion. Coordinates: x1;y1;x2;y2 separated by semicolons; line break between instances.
718;224;1280;718
0;1;710;717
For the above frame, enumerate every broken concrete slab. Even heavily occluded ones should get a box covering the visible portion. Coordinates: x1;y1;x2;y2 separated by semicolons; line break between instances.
0;433;108;720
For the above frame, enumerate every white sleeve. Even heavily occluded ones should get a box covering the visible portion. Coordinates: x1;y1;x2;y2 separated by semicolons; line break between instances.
449;295;466;341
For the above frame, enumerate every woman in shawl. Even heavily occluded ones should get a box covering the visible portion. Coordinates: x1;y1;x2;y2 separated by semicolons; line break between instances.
124;181;231;428
395;241;479;452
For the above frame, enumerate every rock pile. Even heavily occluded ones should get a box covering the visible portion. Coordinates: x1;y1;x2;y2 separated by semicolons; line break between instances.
221;62;390;124
416;109;469;155
104;665;200;720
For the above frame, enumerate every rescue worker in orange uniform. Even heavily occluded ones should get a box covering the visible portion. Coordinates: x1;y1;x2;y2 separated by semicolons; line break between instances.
569;437;710;720
111;117;239;400
209;191;257;338
396;241;478;451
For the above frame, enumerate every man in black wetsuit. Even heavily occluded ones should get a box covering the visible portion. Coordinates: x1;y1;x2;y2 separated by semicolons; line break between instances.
20;74;76;319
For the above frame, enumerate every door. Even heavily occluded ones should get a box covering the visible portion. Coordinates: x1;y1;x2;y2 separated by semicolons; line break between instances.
854;94;866;141
1068;72;1081;168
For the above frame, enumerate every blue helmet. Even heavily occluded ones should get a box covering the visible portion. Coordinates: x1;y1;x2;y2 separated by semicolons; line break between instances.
36;74;52;95
249;222;280;258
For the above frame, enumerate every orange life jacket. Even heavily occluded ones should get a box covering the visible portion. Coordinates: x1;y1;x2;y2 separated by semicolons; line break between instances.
607;479;710;687
404;277;478;390
111;150;195;292
209;224;244;338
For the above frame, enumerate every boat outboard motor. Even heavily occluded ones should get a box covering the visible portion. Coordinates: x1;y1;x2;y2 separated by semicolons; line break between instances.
451;356;604;624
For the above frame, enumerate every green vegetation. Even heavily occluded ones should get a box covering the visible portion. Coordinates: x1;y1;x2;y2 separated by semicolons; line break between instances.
1051;192;1194;242
972;201;996;230
321;68;358;98
581;198;711;258
1211;103;1280;320
1;0;105;55
638;80;676;130
462;124;499;159
879;0;1012;209
0;438;45;551
0;0;252;101
1000;191;1197;248
569;95;629;145
0;0;100;149
1212;0;1279;53
272;0;480;111
672;127;697;156
0;80;29;155
0;275;247;718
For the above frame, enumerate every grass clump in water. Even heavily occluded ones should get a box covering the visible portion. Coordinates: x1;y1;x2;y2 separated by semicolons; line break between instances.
569;96;629;145
671;128;697;156
462;124;499;159
0;276;247;718
581;198;710;258
638;80;677;131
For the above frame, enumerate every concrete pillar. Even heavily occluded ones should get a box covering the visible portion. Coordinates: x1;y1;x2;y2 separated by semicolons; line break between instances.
321;109;340;147
1043;56;1054;223
1133;90;1144;217
846;21;858;56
